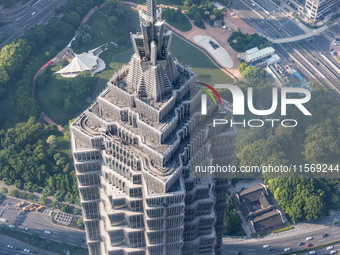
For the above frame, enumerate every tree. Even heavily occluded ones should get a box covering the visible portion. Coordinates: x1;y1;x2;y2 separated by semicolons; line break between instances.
0;39;31;78
81;33;92;45
46;135;58;149
241;66;266;79
39;196;48;205
76;217;84;229
0;187;8;193
60;203;69;213
194;13;204;28
64;12;81;29
108;16;118;26
60;58;69;67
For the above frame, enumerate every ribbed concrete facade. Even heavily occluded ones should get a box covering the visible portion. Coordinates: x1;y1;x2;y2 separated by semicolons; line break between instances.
70;1;236;254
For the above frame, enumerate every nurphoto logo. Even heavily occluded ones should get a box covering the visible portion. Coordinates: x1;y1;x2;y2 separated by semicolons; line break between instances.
199;83;312;128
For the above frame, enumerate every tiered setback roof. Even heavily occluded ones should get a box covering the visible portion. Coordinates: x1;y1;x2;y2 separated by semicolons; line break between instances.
71;0;236;254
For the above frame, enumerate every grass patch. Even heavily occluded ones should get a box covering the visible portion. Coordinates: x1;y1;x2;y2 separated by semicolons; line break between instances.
74;9;139;55
272;226;294;233
0;225;87;255
171;34;233;84
162;8;192;32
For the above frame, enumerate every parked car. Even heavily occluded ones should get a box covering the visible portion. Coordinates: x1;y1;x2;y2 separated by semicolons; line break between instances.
24;248;30;253
298;242;304;246
284;248;291;252
263;245;270;248
322;233;329;237
306;236;313;241
330;250;337;254
44;230;51;234
327;246;334;250
309;251;316;255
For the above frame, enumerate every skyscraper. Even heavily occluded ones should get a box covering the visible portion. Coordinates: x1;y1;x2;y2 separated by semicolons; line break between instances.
70;1;236;254
303;0;339;20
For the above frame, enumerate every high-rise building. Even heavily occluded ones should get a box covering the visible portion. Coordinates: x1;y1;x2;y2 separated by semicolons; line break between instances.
70;1;236;254
303;0;339;20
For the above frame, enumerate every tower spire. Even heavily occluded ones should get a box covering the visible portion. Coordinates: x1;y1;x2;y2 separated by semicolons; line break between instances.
146;0;157;19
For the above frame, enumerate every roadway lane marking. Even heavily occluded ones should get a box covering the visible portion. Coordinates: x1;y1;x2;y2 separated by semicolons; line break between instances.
247;249;255;251
282;243;290;246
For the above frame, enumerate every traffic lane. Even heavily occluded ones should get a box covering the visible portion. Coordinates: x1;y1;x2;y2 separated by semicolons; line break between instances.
223;225;340;255
0;233;55;255
0;0;67;46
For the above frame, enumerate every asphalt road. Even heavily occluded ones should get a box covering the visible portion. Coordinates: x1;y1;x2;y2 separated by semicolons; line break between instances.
222;223;340;255
231;0;305;39
0;0;68;48
0;234;56;255
0;197;86;249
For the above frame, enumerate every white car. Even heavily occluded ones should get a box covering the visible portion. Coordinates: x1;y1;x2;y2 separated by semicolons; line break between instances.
7;245;14;249
23;249;30;253
9;225;15;228
284;248;291;252
24;227;29;231
330;251;337;255
44;230;51;234
306;236;313;241
309;251;316;254
263;245;270;248
327;246;334;250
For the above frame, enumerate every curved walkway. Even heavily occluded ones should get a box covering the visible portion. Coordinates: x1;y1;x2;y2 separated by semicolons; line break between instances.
270;24;331;43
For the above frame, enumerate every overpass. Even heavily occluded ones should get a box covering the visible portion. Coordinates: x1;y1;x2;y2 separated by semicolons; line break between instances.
269;24;330;43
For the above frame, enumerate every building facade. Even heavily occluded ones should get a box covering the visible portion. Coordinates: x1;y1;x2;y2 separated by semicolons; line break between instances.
70;1;236;254
303;0;339;20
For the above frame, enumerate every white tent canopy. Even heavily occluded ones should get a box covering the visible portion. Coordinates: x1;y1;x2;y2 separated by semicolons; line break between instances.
56;52;98;75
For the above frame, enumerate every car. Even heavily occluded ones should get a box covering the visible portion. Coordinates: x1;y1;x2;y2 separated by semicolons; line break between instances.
44;230;51;234
267;247;272;251
327;246;334;250
298;242;304;246
263;245;270;248
330;250;337;254
24;249;30;253
9;225;15;228
306;244;312;247
31;12;36;16
7;245;14;249
235;252;241;255
284;248;291;252
331;51;337;55
308;251;315;254
306;236;313;241
330;49;334;52
322;233;329;237
24;227;29;231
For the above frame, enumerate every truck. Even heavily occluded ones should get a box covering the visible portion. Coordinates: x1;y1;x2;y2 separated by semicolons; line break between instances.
16;202;25;207
36;205;44;212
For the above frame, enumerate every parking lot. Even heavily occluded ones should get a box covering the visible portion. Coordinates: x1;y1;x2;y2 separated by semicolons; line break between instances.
0;197;86;250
